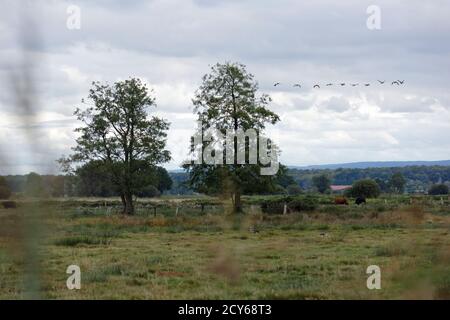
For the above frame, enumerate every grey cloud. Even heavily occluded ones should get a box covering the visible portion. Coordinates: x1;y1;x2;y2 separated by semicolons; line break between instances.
1;0;450;173
320;96;351;112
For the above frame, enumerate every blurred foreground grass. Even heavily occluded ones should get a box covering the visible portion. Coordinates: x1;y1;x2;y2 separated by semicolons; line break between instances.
0;196;449;299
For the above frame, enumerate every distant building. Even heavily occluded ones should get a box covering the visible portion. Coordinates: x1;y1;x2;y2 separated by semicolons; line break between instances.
330;185;352;193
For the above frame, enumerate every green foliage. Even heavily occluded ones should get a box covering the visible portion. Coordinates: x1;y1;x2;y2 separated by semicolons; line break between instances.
288;196;318;212
65;78;171;213
184;62;281;212
346;179;381;198
75;160;117;197
389;172;406;193
286;184;302;195
25;172;48;197
428;184;449;195
0;177;11;199
0;186;11;199
260;197;286;214
135;185;161;198
260;195;318;214
312;174;331;193
155;167;173;192
288;165;450;194
74;160;172;197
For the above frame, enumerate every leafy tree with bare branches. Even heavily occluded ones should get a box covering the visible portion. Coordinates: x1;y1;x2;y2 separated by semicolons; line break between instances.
63;78;170;214
184;62;280;213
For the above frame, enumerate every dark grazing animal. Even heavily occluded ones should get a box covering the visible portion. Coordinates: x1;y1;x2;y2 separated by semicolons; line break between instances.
334;197;349;205
355;197;366;205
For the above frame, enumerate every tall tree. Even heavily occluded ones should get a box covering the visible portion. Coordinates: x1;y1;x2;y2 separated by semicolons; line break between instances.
184;62;280;213
312;174;331;194
65;78;171;214
389;172;406;194
24;172;49;197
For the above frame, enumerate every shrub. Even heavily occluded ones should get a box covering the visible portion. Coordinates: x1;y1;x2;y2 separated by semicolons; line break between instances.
54;236;112;246
312;174;331;194
136;185;161;197
25;172;49;197
288;196;318;212
260;197;286;214
346;179;381;198
287;184;302;196
260;196;318;214
428;184;449;195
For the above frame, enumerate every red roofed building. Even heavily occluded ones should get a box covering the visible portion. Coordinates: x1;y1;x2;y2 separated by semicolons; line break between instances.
330;185;352;193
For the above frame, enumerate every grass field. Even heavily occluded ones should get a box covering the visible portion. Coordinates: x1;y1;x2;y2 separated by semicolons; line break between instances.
0;196;449;299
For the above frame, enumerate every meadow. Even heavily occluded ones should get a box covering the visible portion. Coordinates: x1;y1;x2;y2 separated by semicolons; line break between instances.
0;195;449;299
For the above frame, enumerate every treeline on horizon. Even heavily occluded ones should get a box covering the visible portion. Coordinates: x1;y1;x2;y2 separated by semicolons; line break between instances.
3;165;450;197
289;165;450;194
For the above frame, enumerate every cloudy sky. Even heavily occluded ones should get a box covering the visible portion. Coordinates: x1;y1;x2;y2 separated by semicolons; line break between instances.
1;0;450;174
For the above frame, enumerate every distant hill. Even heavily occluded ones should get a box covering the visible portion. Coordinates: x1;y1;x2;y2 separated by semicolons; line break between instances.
289;160;450;170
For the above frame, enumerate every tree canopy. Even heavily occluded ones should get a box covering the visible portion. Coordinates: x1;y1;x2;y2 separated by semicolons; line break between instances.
183;62;281;212
312;174;331;194
428;184;449;195
63;78;171;214
347;179;381;198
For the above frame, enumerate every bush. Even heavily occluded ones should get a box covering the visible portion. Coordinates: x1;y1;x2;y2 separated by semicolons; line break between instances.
428;184;449;195
261;196;318;214
136;185;161;198
288;196;318;212
312;174;331;194
286;184;302;196
260;197;286;214
346;179;381;198
55;235;113;246
0;185;12;200
25;172;49;197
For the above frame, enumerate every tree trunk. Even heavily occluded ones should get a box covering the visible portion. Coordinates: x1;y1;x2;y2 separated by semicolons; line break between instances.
122;192;134;215
120;194;126;214
233;190;242;213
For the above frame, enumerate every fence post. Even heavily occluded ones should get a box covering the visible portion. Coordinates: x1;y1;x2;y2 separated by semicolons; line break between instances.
283;202;287;215
175;206;179;217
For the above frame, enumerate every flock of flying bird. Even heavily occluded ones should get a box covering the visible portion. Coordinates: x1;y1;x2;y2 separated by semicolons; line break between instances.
273;80;405;89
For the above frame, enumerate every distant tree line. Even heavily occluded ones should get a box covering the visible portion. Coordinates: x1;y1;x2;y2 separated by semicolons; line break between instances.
289;166;450;194
2;165;449;200
2;164;172;198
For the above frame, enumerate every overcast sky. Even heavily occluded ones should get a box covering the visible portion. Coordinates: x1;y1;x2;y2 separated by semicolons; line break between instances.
1;0;450;174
